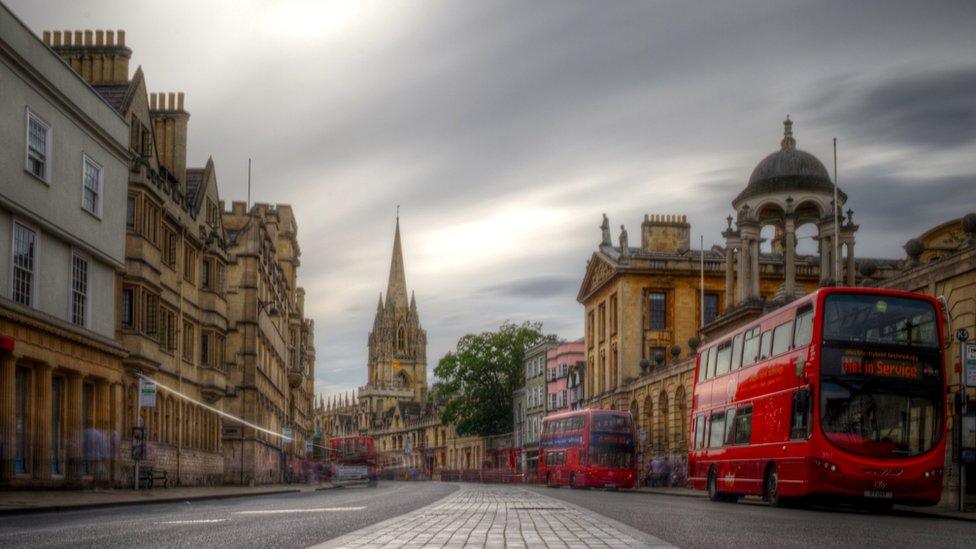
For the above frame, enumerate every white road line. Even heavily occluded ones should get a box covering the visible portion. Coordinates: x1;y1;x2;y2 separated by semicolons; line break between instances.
160;519;229;524
234;507;365;515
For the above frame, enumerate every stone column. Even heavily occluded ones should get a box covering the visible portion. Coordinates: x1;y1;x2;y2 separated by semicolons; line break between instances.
109;382;123;485
0;354;16;484
845;240;856;286
750;239;761;299
736;242;748;303
65;373;84;486
784;217;796;297
724;246;735;307
32;363;53;482
819;235;830;284
94;379;111;485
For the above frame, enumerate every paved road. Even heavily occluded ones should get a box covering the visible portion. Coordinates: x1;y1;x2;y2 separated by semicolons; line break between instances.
4;482;976;548
533;486;976;549
0;482;456;549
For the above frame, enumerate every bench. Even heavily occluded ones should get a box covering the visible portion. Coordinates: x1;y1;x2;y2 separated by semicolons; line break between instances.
139;467;169;489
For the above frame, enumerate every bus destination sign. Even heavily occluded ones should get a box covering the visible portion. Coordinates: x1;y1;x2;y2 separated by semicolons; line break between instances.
840;348;937;380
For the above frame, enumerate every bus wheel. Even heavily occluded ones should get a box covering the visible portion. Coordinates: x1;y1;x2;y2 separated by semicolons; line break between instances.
569;473;579;489
707;470;733;502
764;464;783;507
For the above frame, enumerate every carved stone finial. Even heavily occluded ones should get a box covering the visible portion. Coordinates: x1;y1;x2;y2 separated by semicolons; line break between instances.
846;209;854;225
600;213;611;246
726;215;733;230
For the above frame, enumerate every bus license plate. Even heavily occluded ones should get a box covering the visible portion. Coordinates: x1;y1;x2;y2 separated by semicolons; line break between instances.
864;490;893;499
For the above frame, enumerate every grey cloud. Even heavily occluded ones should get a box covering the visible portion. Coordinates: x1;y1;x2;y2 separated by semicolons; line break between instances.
480;275;581;300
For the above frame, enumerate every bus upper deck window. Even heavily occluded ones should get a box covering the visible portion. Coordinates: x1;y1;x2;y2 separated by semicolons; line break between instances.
794;305;814;348
759;330;772;360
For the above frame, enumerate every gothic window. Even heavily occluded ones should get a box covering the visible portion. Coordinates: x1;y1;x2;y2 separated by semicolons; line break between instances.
396;324;406;352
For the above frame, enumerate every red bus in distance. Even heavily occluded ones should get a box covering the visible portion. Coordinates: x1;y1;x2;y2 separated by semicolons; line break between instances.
329;435;378;486
539;409;636;489
689;287;946;508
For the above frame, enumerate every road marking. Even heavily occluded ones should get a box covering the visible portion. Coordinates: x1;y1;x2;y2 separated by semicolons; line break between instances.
160;519;229;524
234;507;365;515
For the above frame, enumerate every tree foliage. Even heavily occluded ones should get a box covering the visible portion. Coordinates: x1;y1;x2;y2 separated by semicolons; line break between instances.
434;321;557;437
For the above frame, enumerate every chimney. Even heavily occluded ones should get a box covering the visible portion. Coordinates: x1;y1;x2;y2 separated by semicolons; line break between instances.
150;91;190;182
641;214;691;254
44;28;132;84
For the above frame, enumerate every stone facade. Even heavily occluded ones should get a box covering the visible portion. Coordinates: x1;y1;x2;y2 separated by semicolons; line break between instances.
881;213;976;509
44;28;233;487
1;10;130;488
221;202;315;484
545;340;585;417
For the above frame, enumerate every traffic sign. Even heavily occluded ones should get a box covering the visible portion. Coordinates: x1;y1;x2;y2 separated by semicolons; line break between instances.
282;427;293;440
957;329;970;342
138;378;156;408
964;343;976;387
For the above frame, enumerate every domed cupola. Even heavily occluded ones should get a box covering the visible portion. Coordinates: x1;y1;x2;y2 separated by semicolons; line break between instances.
733;116;842;207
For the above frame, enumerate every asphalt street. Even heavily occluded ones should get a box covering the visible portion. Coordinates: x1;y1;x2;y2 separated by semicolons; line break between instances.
531;485;976;549
3;482;976;548
0;482;456;549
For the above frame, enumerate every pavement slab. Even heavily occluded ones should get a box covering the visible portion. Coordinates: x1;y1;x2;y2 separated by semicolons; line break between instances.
315;484;674;549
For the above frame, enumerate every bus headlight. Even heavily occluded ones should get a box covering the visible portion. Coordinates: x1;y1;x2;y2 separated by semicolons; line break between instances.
812;458;839;473
923;467;943;478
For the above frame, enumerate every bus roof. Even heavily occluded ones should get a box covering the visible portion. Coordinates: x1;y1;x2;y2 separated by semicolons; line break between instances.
542;408;631;422
698;286;939;351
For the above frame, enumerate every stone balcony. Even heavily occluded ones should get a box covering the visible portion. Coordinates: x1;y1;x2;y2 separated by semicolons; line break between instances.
198;366;227;402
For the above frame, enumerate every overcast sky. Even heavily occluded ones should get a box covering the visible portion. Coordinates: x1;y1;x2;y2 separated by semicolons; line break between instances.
11;0;976;400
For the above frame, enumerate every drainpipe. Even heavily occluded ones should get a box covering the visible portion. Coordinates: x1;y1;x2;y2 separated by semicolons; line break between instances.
177;225;185;484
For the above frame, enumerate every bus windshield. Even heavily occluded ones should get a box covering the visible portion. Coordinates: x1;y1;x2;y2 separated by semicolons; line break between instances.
822;294;939;348
819;295;944;459
591;412;632;432
588;444;633;468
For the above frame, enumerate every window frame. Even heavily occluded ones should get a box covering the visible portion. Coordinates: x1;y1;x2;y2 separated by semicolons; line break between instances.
69;250;90;328
771;320;795;357
790;388;812;440
648;291;667;330
708;411;726;448
81;154;103;218
11;220;39;308
25;107;52;184
732;405;753;445
793;305;814;349
759;330;773;361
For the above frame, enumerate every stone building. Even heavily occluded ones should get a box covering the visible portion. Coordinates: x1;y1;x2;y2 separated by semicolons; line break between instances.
312;217;492;476
1;10;130;488
221;202;315;484
545;340;585;416
44;28;231;486
881;213;976;509
577;118;902;474
522;341;554;476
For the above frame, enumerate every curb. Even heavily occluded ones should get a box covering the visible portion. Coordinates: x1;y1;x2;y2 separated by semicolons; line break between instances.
0;488;302;516
632;489;705;499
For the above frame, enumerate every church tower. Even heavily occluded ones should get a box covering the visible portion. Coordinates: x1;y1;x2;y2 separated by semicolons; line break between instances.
362;216;428;419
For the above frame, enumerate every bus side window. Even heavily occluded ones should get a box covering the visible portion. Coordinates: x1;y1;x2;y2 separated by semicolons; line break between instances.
759;330;772;360
706;346;717;379
708;412;726;448
716;341;732;376
731;333;743;371
734;406;753;445
771;321;794;356
790;388;811;439
724;408;737;445
794;305;814;348
742;328;759;367
694;415;706;449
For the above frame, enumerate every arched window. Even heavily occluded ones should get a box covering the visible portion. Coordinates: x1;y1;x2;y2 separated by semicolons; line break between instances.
396;324;406;352
674;386;687;445
658;390;670;449
643;395;653;452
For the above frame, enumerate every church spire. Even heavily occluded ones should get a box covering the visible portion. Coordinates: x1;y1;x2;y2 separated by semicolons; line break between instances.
386;213;409;310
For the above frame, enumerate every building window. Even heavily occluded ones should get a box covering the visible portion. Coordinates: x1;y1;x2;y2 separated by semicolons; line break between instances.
202;259;211;289
200;331;211;367
141;126;152;157
703;292;719;325
609;293;618;335
183;321;195;362
183;243;196;284
126;196;136;230
144;292;158;337
647;291;667;330
160;308;177;352
121;288;134;328
587;311;594;348
598;303;606;342
12;222;37;307
26;110;51;181
71;254;89;327
15;367;28;473
161;225;178;268
82;156;102;216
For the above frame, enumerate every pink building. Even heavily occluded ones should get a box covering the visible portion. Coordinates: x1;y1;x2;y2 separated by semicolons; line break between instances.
546;340;585;416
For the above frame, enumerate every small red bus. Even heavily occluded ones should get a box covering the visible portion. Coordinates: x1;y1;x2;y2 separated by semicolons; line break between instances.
329;435;378;486
689;287;947;508
540;409;636;489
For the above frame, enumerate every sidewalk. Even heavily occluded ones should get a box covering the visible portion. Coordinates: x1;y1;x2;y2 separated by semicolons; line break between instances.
0;482;332;515
632;486;976;522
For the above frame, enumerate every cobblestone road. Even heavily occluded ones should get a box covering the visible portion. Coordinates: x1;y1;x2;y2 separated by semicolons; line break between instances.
316;485;673;548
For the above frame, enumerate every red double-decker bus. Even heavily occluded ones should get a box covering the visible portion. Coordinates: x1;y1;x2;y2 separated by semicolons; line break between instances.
689;288;947;508
329;435;378;486
539;409;636;489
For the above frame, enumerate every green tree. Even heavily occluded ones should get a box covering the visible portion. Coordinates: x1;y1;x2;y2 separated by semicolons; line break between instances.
434;321;557;437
